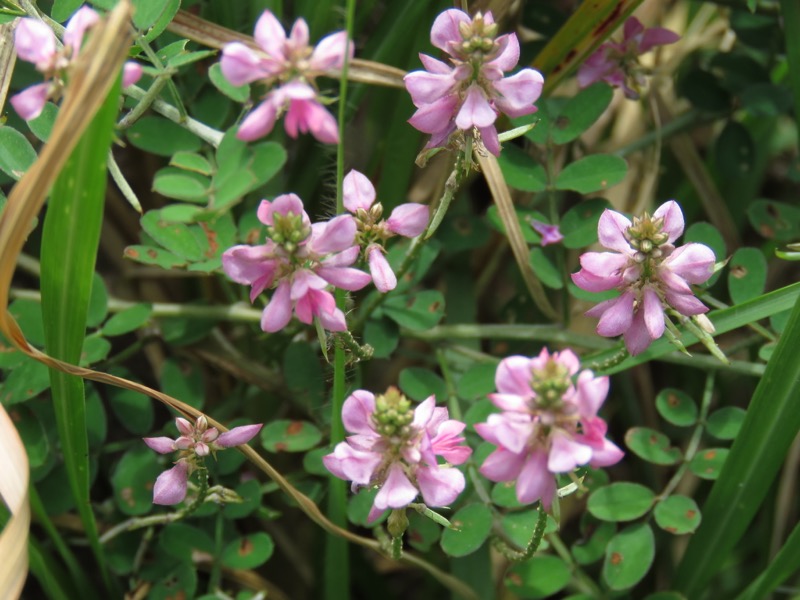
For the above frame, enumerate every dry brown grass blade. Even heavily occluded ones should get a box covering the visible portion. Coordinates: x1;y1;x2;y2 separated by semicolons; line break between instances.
477;152;559;322
0;21;17;108
0;404;30;599
167;10;406;88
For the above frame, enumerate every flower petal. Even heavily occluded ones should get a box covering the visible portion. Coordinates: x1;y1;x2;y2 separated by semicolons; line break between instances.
221;42;272;86
310;215;357;254
310;31;352;71
493;69;544;118
430;9;471;53
10;83;50;121
663;243;715;284
261;281;292;332
367;246;396;293
254;10;287;59
342;390;377;435
153;461;189;505
642;287;665;340
216;424;263;447
417;466;465;507
516;450;555;506
404;69;456;106
479;446;525;482
237;98;279;141
14;19;56;69
653;200;685;243
143;436;175;454
597;209;633;253
316;265;373;291
596;291;635;337
623;305;654;355
455;84;496;129
343;169;375;212
548;433;593;472
387;203;429;238
374;463;418;510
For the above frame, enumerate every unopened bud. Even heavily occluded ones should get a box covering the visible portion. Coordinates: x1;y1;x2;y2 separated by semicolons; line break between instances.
693;313;715;334
387;508;409;538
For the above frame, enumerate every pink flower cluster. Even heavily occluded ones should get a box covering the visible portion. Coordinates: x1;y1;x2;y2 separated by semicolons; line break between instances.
222;194;372;332
12;7;141;121
144;416;262;505
324;388;471;522
220;11;352;143
476;349;623;507
404;9;544;155
572;201;715;355
577;17;679;99
343;170;429;292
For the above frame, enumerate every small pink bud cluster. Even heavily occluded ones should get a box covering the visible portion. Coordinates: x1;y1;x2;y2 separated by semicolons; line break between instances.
343;170;430;292
571;201;715;355
324;388;471;522
404;9;544;155
11;7;142;121
144;416;262;505
222;193;372;332
220;11;352;143
577;17;679;99
476;349;623;507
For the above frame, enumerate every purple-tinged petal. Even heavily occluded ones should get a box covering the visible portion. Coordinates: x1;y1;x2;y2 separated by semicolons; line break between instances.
419;53;452;74
664;291;708;316
10;83;50;121
324;441;382;484
653;200;684;243
577;49;615;89
490;32;520;71
642;287;665;339
343;169;375;212
455;84;496;129
622;16;645;42
310;31;351;71
366;246;396;293
516;450;555;506
261;193;308;224
220;42;272;86
322;246;360;267
261;281;292;332
387;203;429;238
639;27;680;53
315;301;348;332
429;420;471;465
574;371;609;420
530;219;563;246
143;436;176;454
64;6;99;57
152;461;189;505
412;396;437;430
659;268;693;295
417;466;465;507
663;243;715;284
478;125;501;156
430;9;471;53
493;69;544;118
579;251;629;279
495;355;533;396
571;267;620;293
176;418;193;436
492;413;534;455
311;215;357;254
237;99;279;141
316;265;372;291
290;269;328;300
254;10;287;59
14;19;56;69
596;291;635;337
548;433;592;472
289;18;310;48
216;424;263;448
408;93;459;134
597;209;634;253
623;306;654;355
374;463;418;510
222;244;276;295
283;98;339;144
122;62;143;87
487;393;527;412
404;70;456;106
479;446;525;482
342;390;377;435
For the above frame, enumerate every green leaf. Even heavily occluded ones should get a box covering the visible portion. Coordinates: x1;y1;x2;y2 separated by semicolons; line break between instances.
1;355;51;404
363;317;399;359
529;247;564;289
111;447;162;515
406;509;442;552
160;358;205;409
728;247;767;304
551;83;613;144
140;210;205;261
383;290;445;331
737;518;800;600
282;342;325;410
398;368;447;403
501;509;550;549
223;479;264;520
27;103;59;142
123;245;187;268
688;448;729;480
603;523;655;591
148;563;197;600
153;167;211;202
101;303;152;336
139;0;180;42
0;125;38;179
654;495;701;535
496;145;547;192
588;482;655;522
505;555;571;598
572;517;616;565
560;198;611;249
158;204;205;223
80;335;111;365
13;406;49;468
456;362;497;401
440;503;493;557
126;116;203;156
655;388;698;427
747;200;800;242
221;533;274;569
714;121;755;178
160;523;214;561
209;62;250;102
130;0;179;30
40;78;120;584
555;154;627;194
106;368;153;435
706;407;746;440
491;481;527;508
625;427;682;465
213;133;287;210
169;151;213;175
261;420;322;452
51;0;83;21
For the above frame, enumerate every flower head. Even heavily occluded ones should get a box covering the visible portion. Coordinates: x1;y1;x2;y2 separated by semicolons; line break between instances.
342;170;429;292
220;10;352;143
530;219;563;246
11;7;141;121
144;416;262;505
571;201;715;355
476;349;622;508
324;388;471;522
577;17;679;99
404;9;544;156
222;193;372;332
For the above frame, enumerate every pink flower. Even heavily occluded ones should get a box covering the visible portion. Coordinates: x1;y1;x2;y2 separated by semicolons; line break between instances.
404;9;544;155
571;200;715;355
222;193;372;332
577;17;679;99
11;8;142;121
476;349;623;508
323;388;472;521
220;11;353;143
530;219;563;246
144;416;263;505
342;170;429;292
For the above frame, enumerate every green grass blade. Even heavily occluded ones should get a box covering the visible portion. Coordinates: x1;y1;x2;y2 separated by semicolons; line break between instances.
673;294;800;595
587;281;800;374
28;536;78;600
780;0;800;126
39;80;121;591
735;520;800;600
